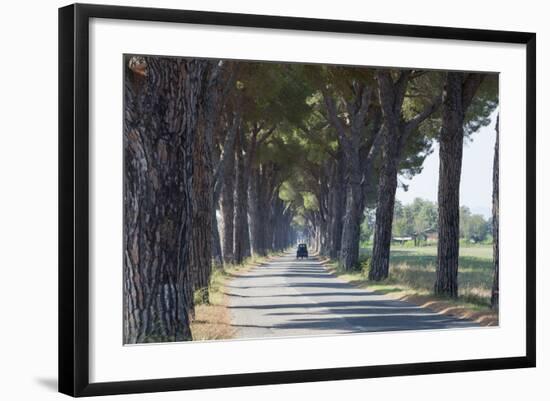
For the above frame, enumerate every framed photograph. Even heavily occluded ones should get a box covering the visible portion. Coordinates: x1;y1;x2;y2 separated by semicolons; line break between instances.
58;3;536;397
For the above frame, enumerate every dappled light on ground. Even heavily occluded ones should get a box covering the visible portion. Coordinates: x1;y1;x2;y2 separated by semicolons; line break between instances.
227;254;478;339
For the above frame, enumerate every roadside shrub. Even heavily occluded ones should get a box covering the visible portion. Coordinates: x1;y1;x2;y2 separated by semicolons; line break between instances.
360;256;371;277
193;287;209;305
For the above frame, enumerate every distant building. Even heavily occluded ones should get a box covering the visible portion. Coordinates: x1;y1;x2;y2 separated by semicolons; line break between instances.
392;228;438;246
392;236;413;245
424;228;438;243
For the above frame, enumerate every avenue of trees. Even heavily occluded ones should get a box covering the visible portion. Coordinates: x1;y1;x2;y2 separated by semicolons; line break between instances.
123;55;499;343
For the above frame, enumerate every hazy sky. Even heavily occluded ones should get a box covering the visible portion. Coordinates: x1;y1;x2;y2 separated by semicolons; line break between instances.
396;110;498;219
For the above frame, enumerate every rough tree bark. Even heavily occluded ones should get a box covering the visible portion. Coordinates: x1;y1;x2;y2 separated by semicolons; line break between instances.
220;144;236;264
370;70;441;281
491;114;499;309
264;166;281;253
208;65;238;269
435;72;485;297
248;165;266;256
370;71;411;281
211;213;223;268
306;211;320;252
249;162;280;256
245;124;276;257
270;196;285;251
123;56;209;343
369;138;400;281
233;127;250;264
340;179;363;268
317;162;331;255
273;203;294;251
328;151;347;259
213;113;241;265
323;83;373;270
190;60;232;302
190;120;213;301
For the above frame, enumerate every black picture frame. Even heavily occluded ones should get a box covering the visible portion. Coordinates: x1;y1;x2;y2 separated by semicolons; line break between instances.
59;3;536;397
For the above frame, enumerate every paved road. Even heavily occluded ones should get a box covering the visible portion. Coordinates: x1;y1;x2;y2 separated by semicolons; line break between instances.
227;254;477;339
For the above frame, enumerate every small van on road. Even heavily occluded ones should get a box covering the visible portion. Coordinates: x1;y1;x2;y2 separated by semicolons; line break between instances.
296;243;308;259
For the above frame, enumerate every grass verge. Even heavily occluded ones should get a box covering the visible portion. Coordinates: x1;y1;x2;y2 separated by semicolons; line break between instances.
190;253;280;341
321;252;498;327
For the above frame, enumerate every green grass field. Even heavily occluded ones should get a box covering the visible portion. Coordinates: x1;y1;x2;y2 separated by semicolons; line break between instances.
357;244;494;306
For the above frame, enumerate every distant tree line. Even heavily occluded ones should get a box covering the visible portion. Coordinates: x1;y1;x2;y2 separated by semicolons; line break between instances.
361;198;492;244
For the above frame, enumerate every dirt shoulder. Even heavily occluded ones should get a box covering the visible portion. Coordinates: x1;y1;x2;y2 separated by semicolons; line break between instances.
190;255;276;341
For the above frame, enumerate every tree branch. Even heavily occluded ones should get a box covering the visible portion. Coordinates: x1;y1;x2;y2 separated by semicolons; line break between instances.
393;70;412;113
462;73;486;109
349;83;372;139
258;124;277;146
324;147;338;160
409;70;428;80
321;88;349;148
404;93;443;134
213;113;240;201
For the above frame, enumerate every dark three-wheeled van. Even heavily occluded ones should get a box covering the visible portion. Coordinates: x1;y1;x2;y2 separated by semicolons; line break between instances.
296;243;308;259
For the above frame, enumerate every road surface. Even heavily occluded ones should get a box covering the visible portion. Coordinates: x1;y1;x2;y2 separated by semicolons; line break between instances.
227;254;478;339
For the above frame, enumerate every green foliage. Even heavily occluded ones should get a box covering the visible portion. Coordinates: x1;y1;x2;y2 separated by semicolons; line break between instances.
220;60;498;233
392;200;409;236
411;198;438;234
392;199;490;243
302;192;319;211
402;71;445;139
464;74;499;136
460;207;490;243
236;62;312;127
392;198;438;237
279;180;299;203
360;256;371;276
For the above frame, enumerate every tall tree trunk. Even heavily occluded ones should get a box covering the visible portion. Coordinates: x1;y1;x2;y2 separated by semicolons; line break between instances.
211;213;223;268
243;213;252;258
270;197;283;251
123;56;209;343
434;74;464;297
370;146;399;280
271;196;291;252
339;169;363;270
369;71;411;281
249;162;278;256
248;166;265;256
491;114;499;309
317;163;330;256
435;72;485;297
323;83;373;270
190;60;231;300
370;70;440;281
220;147;235;264
190;120;213;301
281;207;294;250
233;129;250;264
329;152;346;259
340;121;383;271
212;115;239;267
